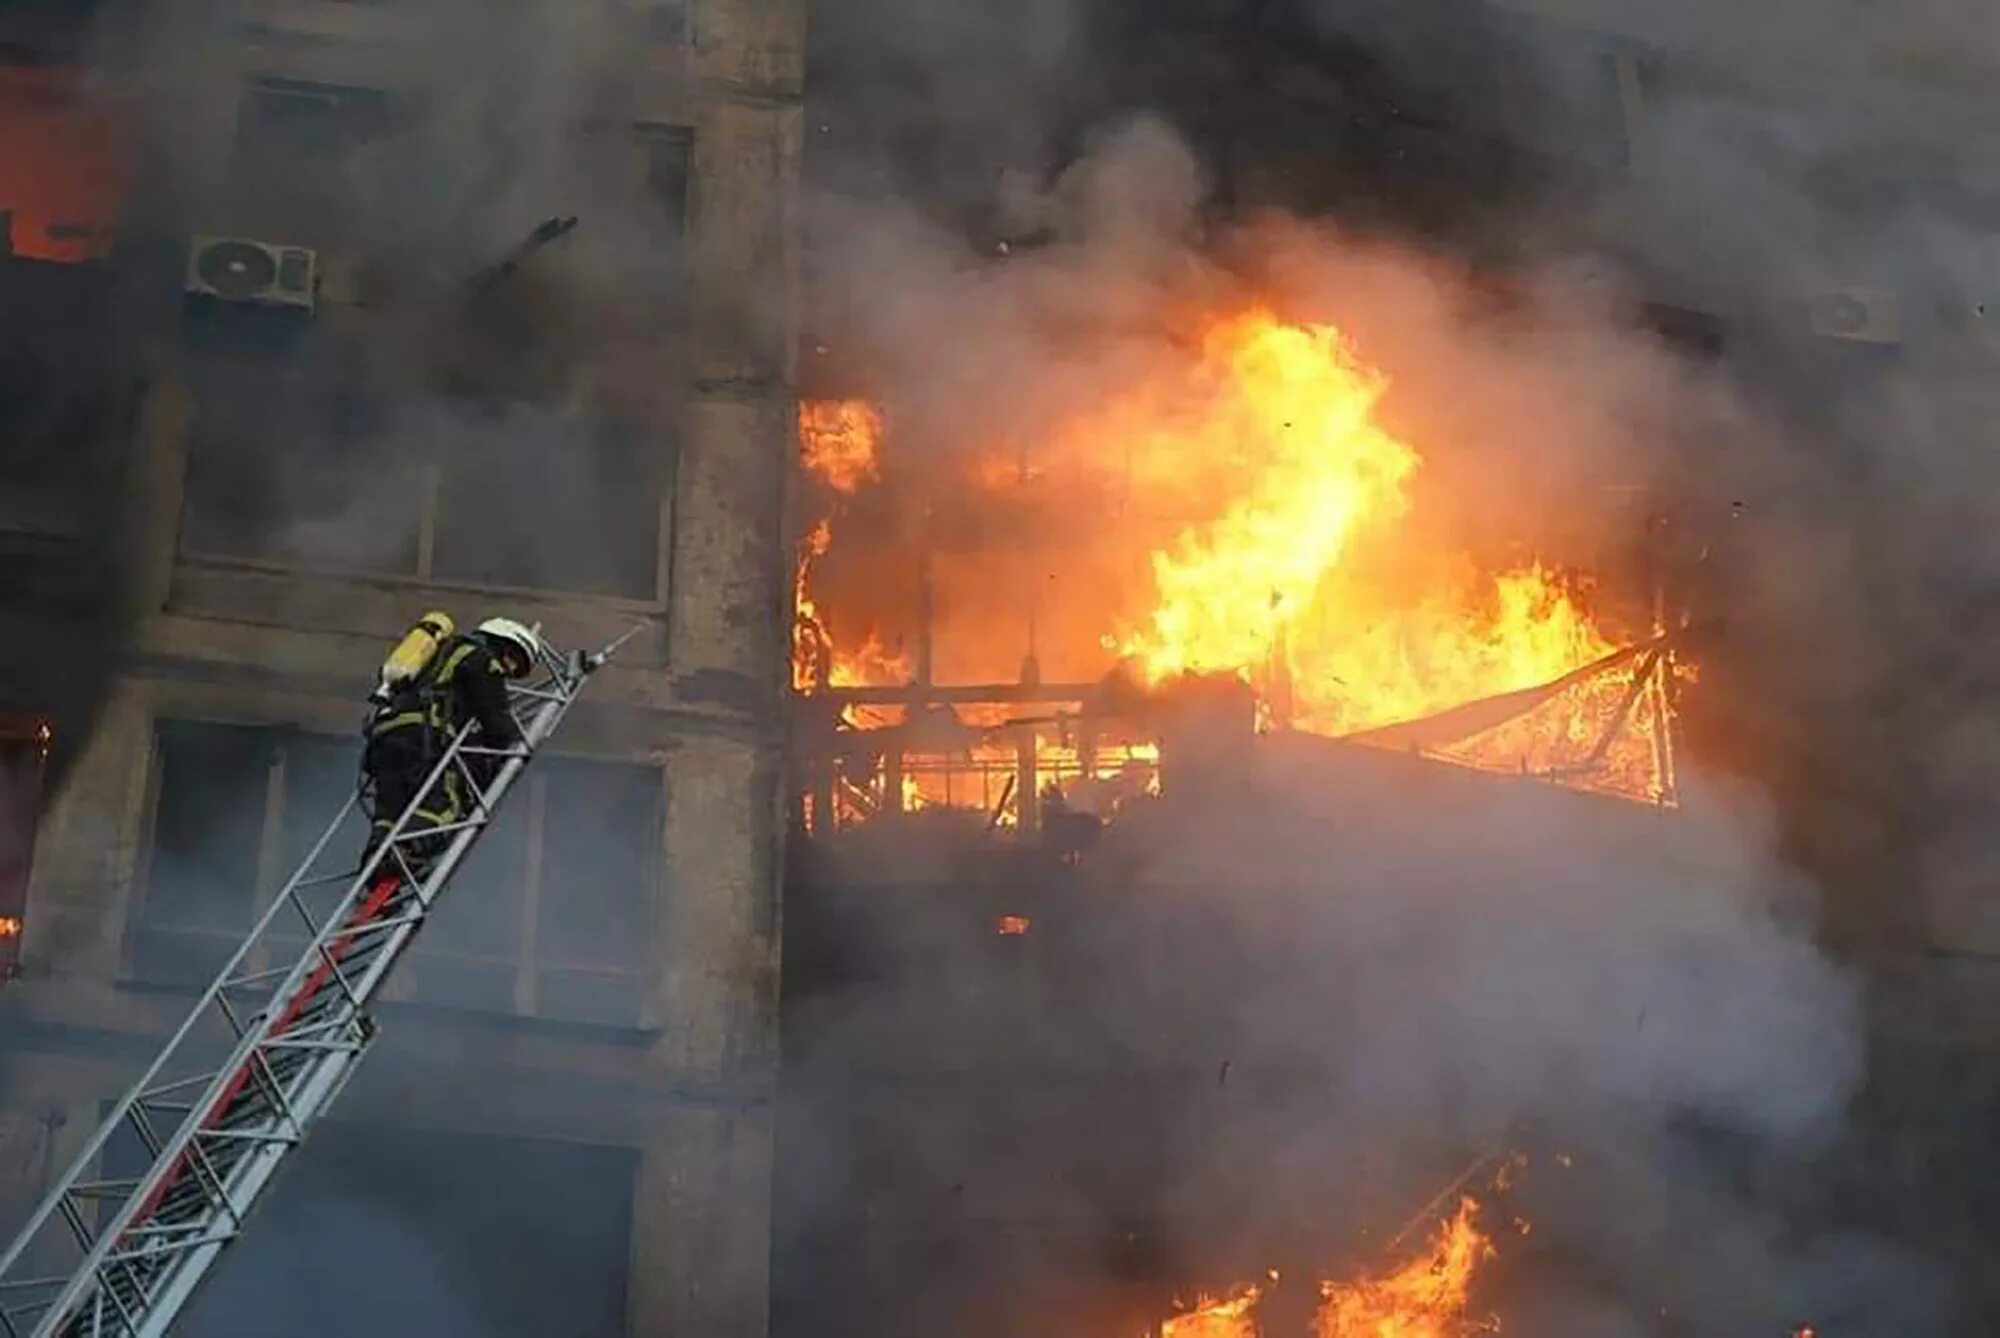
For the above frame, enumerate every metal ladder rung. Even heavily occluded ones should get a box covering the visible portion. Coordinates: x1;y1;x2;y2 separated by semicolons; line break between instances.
258;1037;363;1057
323;912;426;943
96;1228;236;1271
193;1128;298;1149
60;1182;140;1202
218;964;295;993
136;1072;222;1102
384;815;489;845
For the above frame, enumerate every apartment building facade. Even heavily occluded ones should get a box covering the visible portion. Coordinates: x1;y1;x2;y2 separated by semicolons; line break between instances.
0;2;803;1334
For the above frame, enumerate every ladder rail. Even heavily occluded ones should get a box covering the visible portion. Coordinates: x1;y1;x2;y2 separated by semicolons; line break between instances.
0;634;614;1338
0;783;364;1290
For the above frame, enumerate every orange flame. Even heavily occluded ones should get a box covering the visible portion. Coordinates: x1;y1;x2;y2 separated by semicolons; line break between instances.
1149;1199;1497;1338
1163;1285;1264;1338
1076;311;1619;734
1315;1198;1494;1338
793;403;911;693
800;399;884;494
1105;312;1420;683
794;308;1676;816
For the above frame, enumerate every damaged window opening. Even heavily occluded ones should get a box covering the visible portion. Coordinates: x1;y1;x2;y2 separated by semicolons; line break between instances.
131;721;656;1026
637;121;693;242
0;719;47;981
0;256;126;539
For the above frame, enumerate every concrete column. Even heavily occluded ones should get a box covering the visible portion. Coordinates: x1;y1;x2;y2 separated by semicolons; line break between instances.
687;101;803;390
628;1101;776;1338
667;393;790;715
652;731;781;1078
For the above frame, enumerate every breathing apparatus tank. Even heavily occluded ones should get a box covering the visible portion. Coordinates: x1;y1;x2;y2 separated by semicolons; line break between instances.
372;611;455;706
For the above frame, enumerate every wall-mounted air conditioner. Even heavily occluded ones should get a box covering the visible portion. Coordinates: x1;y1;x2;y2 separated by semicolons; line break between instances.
185;236;318;313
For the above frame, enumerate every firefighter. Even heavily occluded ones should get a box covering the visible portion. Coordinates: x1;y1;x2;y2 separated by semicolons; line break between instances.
361;616;543;869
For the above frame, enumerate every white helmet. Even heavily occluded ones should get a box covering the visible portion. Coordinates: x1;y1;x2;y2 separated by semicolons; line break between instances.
476;617;544;677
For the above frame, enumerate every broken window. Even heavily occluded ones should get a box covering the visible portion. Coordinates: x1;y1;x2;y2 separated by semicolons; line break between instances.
638;121;693;246
0;258;127;538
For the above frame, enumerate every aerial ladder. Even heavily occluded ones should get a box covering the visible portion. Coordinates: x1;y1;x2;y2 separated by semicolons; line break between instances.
0;627;632;1337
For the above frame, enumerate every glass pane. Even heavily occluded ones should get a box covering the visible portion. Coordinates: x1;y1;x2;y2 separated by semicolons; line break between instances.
536;758;657;975
535;967;644;1028
431;407;659;598
280;729;371;873
138;722;271;984
181;355;423;573
270;728;373;955
401;767;528;1014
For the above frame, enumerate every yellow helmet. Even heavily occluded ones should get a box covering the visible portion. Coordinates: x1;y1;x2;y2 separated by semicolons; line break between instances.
476;617;544;677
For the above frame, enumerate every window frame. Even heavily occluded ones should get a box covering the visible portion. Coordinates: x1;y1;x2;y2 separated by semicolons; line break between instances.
126;718;660;1026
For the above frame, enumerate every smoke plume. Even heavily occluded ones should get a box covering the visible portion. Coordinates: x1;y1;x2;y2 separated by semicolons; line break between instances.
788;0;2000;1331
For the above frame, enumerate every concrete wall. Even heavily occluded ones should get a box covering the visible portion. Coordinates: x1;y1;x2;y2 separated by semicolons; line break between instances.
0;1;804;1334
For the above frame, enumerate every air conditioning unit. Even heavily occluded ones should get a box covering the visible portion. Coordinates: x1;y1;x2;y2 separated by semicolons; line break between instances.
185;236;318;312
1808;287;1899;344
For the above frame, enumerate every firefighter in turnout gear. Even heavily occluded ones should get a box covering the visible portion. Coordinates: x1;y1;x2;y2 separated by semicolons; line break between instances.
361;616;543;868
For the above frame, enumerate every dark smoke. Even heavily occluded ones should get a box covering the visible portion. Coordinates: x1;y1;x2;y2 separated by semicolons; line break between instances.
788;0;2000;1332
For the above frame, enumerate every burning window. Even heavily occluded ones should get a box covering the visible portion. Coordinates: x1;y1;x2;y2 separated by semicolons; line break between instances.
792;308;1683;832
0;65;127;264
